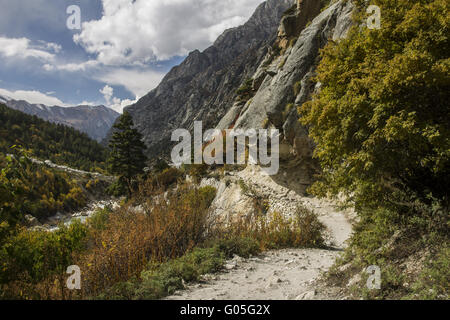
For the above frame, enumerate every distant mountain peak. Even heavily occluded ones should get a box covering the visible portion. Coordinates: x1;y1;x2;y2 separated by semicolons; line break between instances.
1;97;119;142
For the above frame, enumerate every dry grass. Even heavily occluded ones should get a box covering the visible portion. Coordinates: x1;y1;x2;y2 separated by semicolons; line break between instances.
75;184;216;298
2;181;326;300
216;207;326;251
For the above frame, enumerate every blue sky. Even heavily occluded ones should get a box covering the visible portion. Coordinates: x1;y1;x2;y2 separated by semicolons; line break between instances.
0;0;264;112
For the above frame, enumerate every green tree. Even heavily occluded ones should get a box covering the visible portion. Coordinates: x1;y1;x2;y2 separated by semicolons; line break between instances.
0;150;29;243
0;146;89;236
108;111;147;195
299;0;449;211
0;104;108;172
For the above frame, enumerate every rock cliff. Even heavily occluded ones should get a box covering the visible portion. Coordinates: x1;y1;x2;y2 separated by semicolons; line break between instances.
218;0;354;164
116;0;355;174
120;0;295;158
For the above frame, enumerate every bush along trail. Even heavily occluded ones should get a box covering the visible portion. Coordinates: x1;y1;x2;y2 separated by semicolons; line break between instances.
165;165;355;300
165;220;353;300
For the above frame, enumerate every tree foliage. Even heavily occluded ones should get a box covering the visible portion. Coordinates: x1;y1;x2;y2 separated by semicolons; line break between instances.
108;111;147;195
0;221;88;286
0;104;108;171
0;148;88;235
300;0;449;211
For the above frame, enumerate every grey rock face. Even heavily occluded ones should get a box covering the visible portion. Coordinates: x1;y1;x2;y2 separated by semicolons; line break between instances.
120;0;295;158
278;0;322;39
220;0;354;161
1;97;119;142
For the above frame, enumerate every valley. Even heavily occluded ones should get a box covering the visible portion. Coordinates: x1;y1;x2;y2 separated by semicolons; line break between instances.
0;0;448;302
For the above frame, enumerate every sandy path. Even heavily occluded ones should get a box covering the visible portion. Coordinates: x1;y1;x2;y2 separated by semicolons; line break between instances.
165;196;353;300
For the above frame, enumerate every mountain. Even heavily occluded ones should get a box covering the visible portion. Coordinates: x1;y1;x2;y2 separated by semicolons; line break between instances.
0;103;108;171
106;0;354;187
112;0;295;158
0;96;119;142
219;0;353;160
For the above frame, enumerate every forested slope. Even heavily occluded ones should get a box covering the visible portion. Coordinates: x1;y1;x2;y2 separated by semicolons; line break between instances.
0;104;108;172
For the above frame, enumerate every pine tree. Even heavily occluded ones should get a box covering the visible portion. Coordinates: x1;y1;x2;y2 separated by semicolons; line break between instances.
108;111;147;195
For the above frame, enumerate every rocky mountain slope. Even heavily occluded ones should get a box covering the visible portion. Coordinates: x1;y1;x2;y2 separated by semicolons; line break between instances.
118;0;295;158
218;0;354;164
0;96;119;142
163;1;358;299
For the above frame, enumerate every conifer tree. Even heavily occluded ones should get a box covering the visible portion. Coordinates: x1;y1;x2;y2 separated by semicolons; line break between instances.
108;111;147;195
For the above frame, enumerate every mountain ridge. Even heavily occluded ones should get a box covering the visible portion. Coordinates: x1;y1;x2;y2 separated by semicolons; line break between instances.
0;103;108;171
110;0;296;158
0;96;119;142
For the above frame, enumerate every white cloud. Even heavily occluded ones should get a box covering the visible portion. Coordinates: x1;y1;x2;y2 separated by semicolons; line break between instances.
46;42;62;53
100;85;136;113
44;60;100;72
0;37;57;62
100;85;114;105
0;88;68;106
0;1;267;112
110;97;137;113
74;0;265;65
97;68;165;97
79;101;97;106
0;87;123;112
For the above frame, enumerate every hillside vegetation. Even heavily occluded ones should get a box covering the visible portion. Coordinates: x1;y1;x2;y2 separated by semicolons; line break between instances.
0;104;108;172
0;148;112;236
0;105;114;266
0;177;326;299
0;0;448;301
300;0;449;299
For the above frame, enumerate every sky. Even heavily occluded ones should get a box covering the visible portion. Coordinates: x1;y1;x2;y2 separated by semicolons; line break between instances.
0;0;265;112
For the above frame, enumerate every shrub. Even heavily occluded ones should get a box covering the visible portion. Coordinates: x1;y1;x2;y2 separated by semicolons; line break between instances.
300;0;450;210
198;186;217;207
85;178;101;191
74;184;217;298
289;37;298;48
238;179;250;195
153;159;170;173
97;246;225;300
212;237;260;259
153;167;183;189
106;178;128;197
236;78;255;102
187;163;209;182
282;103;295;121
293;81;302;96
0;221;89;299
221;207;326;250
410;246;450;299
88;207;112;231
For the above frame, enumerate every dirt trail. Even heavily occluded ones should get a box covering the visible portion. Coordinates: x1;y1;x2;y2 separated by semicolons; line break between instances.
166;167;354;300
